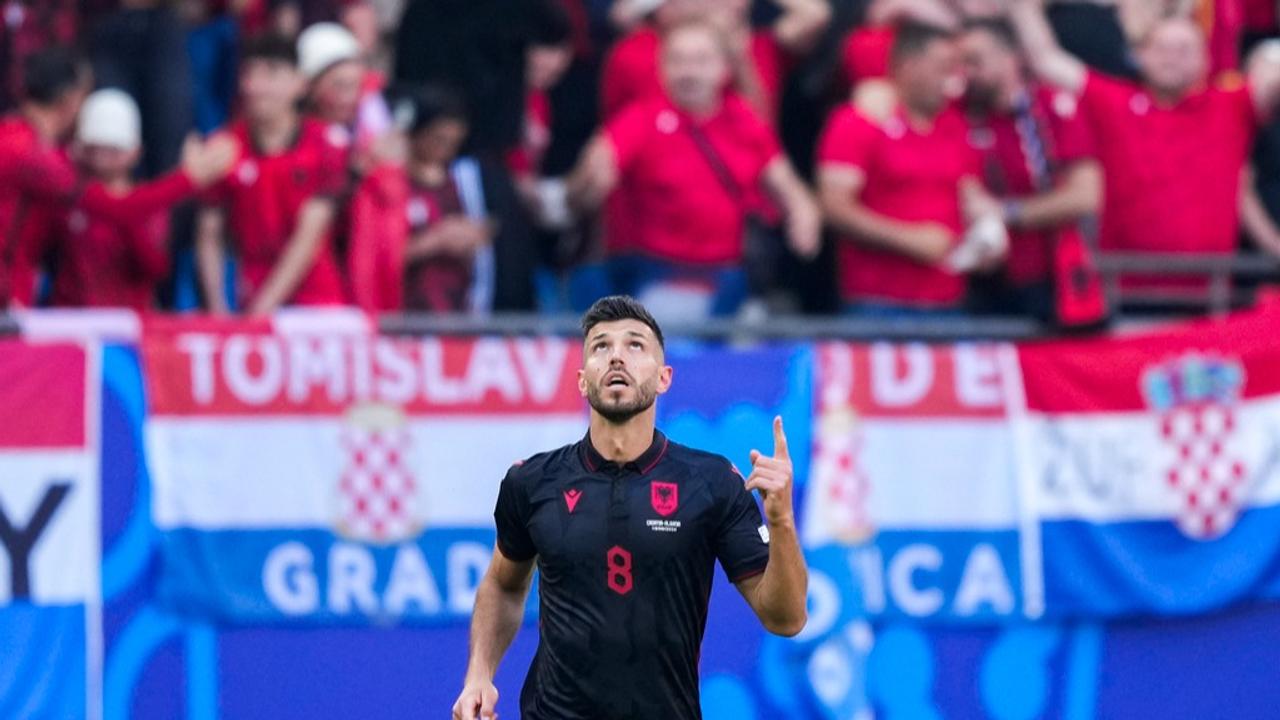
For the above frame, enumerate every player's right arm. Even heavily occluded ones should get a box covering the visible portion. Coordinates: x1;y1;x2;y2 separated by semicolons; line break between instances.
453;546;535;720
1006;0;1086;94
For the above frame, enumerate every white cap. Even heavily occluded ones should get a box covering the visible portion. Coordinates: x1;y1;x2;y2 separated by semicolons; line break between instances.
77;88;141;150
298;22;361;81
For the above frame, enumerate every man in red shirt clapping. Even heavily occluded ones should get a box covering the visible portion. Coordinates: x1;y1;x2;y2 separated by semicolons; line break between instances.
818;21;1007;316
196;34;350;315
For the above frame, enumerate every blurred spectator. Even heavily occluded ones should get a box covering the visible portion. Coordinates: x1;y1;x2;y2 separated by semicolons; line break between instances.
840;0;958;89
47;89;237;312
297;21;390;163
348;85;494;313
0;0;79;111
601;0;831;122
509;2;575;222
0;46;88;308
818;21;1004;316
567;19;820;321
195;34;348;315
1007;0;1280;291
959;18;1101;321
90;0;195;180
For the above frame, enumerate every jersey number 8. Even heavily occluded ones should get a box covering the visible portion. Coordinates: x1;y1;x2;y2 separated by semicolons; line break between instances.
607;545;633;595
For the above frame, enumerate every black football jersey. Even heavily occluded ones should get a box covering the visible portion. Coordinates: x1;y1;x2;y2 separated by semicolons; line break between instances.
494;430;770;720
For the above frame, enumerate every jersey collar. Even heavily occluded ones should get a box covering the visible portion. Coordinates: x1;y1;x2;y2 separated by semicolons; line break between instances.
580;430;669;475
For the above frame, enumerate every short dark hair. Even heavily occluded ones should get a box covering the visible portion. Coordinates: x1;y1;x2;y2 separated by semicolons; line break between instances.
23;47;87;105
890;20;955;67
239;33;298;67
389;83;469;135
962;18;1019;51
581;296;665;349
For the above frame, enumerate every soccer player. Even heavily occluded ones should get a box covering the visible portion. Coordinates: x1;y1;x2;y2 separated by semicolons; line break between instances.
452;296;808;720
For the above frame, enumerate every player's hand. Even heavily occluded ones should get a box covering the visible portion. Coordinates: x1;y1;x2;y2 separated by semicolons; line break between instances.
452;678;499;720
747;416;795;527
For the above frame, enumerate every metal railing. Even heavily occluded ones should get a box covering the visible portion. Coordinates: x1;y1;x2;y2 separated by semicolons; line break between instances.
1;252;1274;342
1097;252;1280;316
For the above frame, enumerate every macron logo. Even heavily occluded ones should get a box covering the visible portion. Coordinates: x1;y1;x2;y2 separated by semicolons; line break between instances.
564;489;582;513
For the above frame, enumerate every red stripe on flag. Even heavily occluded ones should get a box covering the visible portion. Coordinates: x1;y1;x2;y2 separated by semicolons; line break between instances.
0;341;85;447
1018;306;1280;414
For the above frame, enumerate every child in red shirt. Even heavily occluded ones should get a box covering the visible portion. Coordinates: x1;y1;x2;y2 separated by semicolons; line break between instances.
48;89;236;312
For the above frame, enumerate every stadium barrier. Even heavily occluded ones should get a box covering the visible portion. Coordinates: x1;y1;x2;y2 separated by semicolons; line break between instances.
4;301;1280;719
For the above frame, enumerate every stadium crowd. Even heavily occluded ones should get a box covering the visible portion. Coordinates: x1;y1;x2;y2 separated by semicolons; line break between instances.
1;0;1279;324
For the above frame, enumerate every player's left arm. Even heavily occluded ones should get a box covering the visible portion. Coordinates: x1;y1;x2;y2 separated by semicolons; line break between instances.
762;156;822;260
735;416;809;637
1248;40;1280;122
245;197;335;317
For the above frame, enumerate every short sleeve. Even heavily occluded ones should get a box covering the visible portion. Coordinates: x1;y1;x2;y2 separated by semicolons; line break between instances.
817;106;880;172
711;463;770;583
1043;90;1095;165
493;467;536;562
604;102;654;173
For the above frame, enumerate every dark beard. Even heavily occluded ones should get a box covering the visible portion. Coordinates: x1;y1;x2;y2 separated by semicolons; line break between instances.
587;380;658;424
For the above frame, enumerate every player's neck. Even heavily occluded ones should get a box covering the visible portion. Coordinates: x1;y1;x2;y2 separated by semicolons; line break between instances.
588;413;657;463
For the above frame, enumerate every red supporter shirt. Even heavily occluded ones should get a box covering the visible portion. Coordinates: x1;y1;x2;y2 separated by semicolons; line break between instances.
818;104;981;306
0;116;78;306
841;25;894;87
202;118;349;307
49;171;197;312
402;179;472;313
967;87;1095;286
1244;0;1277;30
605;95;781;265
601;26;787;121
1080;70;1255;261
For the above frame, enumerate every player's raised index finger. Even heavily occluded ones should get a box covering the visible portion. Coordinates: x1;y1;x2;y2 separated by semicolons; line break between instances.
773;416;789;459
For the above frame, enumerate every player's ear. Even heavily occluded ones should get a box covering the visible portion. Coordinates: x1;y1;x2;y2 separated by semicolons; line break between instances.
656;365;674;395
577;367;588;398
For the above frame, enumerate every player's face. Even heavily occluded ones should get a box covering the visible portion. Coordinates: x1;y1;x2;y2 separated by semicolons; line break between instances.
579;320;673;424
1139;19;1206;99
